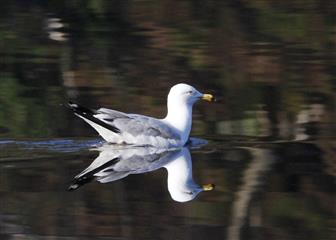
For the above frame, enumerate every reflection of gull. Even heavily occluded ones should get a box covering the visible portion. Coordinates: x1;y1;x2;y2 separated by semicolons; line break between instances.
164;148;214;202
68;83;214;148
68;145;214;202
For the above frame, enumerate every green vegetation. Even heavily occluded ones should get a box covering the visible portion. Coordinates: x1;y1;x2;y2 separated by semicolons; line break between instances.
0;0;334;139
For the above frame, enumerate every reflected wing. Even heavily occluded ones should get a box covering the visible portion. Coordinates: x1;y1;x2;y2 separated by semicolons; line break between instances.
68;147;180;190
68;157;122;190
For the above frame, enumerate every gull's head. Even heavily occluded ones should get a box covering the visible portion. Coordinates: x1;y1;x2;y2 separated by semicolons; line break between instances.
165;147;215;202
168;83;215;106
169;183;215;202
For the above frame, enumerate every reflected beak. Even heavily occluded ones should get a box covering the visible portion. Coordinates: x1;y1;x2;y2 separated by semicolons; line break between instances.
202;93;215;102
202;183;215;191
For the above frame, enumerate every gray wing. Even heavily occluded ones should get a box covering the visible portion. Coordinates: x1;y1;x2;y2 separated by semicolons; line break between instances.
95;108;180;140
112;150;178;173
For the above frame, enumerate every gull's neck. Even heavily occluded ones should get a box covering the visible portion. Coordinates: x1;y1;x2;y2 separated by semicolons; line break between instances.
164;148;199;201
164;99;192;144
165;151;192;186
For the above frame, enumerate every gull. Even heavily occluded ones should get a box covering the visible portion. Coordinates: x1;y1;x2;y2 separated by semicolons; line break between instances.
68;145;214;202
68;83;214;148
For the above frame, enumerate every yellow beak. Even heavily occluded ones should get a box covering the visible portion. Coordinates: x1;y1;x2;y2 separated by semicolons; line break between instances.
202;183;215;191
202;93;215;102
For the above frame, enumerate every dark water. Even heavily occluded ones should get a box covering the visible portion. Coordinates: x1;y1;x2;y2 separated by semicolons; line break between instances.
0;1;335;239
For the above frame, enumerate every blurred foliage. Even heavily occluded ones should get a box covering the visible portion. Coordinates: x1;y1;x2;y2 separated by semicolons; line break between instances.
0;0;334;138
0;73;66;137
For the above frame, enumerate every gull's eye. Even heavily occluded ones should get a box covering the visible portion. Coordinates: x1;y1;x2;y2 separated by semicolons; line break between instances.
186;90;193;95
184;191;193;195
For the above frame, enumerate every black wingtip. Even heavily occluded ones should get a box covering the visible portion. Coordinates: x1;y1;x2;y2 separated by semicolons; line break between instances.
67;175;95;191
67;101;96;115
68;183;80;191
66;101;121;134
